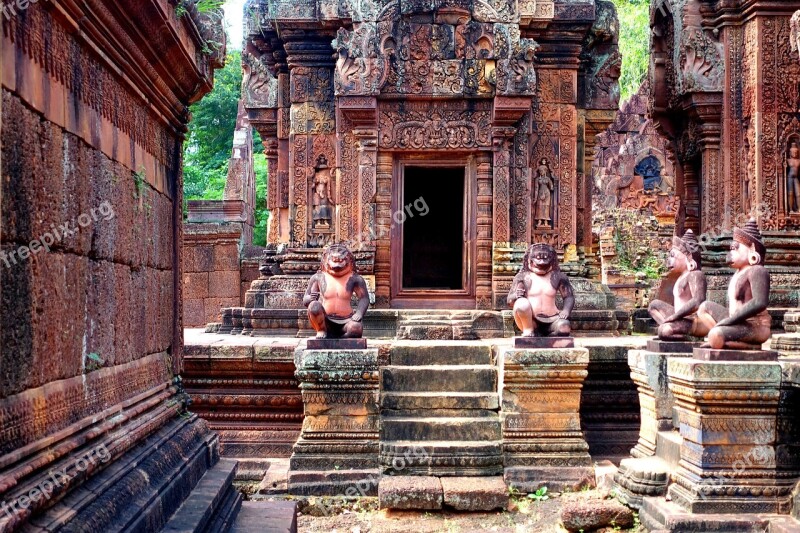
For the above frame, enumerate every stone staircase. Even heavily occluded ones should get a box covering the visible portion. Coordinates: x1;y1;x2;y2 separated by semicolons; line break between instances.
163;459;297;533
380;342;503;477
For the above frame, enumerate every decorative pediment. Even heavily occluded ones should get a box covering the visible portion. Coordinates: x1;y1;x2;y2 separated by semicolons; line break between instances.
332;2;538;97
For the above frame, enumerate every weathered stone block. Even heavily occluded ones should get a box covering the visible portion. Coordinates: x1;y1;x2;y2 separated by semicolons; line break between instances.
289;348;380;495
184;272;210;299
440;476;507;511
561;498;635;532
208;270;240;299
378;476;442;510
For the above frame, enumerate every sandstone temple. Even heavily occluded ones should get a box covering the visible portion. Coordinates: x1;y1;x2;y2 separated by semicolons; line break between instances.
4;0;800;531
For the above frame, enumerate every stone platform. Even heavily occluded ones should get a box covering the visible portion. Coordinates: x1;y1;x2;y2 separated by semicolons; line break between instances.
208;309;630;339
184;330;645;501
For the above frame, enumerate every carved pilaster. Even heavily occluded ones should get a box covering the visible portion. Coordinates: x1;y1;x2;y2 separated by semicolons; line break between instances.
288;348;381;496
283;35;335;248
666;359;793;514
501;347;594;492
374;152;393;308
476;152;493;310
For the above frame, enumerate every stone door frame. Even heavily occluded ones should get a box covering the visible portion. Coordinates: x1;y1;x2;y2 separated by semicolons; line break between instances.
388;154;479;309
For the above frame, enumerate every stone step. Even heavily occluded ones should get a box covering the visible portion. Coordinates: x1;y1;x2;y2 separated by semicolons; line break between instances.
163;458;241;533
378;475;507;511
380;440;503;476
381;365;497;393
380;416;502;442
381;391;499;410
232;501;298;533
389;343;494;366
381;408;498;418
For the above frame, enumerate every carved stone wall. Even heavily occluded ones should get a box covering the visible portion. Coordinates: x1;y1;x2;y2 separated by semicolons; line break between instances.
649;0;800;311
1;0;222;529
244;0;621;311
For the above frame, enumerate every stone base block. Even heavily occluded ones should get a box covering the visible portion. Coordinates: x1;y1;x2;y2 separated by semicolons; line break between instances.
647;339;702;353
613;457;669;510
306;337;368;350
504;466;595;493
288;469;380;496
640;496;796;532
693;347;779;361
378;476;442;510
513;336;575;348
440;476;508;511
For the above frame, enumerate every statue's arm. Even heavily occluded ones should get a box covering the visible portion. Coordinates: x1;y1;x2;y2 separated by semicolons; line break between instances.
718;267;770;326
507;274;526;306
352;276;370;322
303;273;322;307
668;272;708;321
559;275;575;319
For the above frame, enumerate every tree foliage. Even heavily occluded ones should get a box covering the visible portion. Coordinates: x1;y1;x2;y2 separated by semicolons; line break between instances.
612;0;650;104
183;49;269;246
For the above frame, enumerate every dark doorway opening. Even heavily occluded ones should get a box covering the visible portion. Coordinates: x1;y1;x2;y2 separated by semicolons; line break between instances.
402;166;464;290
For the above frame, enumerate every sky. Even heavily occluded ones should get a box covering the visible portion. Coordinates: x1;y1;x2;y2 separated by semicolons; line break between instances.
223;0;246;50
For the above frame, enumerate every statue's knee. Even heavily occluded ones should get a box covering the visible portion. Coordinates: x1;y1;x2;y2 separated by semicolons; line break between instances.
345;321;363;337
308;301;324;316
659;323;673;337
708;327;725;349
513;298;532;314
556;319;571;335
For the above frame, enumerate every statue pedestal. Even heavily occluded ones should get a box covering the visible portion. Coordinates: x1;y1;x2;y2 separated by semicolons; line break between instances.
512;336;575;349
663;357;791;514
693;347;779;362
614;346;690;509
499;347;594;492
628;347;691;459
646;339;702;354
306;338;367;350
288;348;381;496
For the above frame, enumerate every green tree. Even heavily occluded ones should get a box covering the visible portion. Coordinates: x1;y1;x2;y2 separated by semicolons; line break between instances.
184;49;269;246
612;0;650;104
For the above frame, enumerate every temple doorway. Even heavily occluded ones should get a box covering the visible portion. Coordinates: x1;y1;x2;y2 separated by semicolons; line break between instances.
391;161;476;308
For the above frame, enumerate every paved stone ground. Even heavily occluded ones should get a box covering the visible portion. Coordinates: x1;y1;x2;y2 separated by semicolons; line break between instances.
262;490;643;533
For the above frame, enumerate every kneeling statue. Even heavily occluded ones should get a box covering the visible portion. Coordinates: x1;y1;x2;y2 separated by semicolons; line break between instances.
648;229;708;340
303;244;370;339
507;243;575;337
697;218;772;350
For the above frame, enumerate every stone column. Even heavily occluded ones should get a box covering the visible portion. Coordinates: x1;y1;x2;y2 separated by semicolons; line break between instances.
665;358;792;513
500;347;594;492
288;347;381;496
